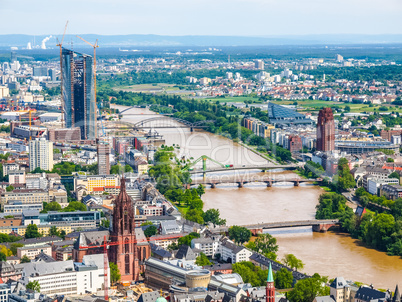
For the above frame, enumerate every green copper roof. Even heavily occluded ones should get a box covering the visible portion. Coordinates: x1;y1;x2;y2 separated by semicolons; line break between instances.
267;262;274;283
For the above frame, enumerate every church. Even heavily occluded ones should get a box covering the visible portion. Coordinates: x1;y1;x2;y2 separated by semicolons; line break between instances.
73;177;151;282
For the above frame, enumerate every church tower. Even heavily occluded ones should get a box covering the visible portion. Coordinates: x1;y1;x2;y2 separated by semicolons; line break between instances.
109;177;139;282
266;263;275;302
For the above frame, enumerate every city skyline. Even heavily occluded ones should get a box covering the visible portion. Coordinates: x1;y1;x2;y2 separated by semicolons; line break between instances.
1;0;401;36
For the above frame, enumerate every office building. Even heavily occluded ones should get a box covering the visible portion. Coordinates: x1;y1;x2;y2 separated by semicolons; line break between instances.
33;66;48;77
29;138;53;172
21;254;109;296
48;68;57;81
316;108;335;152
48;127;81;142
62;48;96;140
97;142;110;175
255;59;264;70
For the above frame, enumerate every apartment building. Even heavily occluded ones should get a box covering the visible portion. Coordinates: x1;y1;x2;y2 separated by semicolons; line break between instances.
17;244;52;260
29;138;53;172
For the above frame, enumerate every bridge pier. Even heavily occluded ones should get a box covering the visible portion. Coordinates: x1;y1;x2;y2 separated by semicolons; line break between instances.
266;181;272;187
190;127;193;132
210;183;216;189
184;184;191;190
313;223;336;232
238;182;243;188
294;181;299;187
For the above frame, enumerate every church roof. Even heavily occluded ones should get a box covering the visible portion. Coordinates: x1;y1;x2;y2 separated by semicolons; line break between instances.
267;262;274;283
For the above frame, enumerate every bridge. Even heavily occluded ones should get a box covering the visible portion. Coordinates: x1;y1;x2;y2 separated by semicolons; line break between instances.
188;164;297;174
188;177;321;188
213;219;340;234
132;117;214;132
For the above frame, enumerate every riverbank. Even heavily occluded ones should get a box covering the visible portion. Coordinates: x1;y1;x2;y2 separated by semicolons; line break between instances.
115;103;402;289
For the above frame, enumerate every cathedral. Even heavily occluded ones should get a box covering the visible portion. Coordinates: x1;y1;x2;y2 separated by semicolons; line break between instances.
73;177;151;282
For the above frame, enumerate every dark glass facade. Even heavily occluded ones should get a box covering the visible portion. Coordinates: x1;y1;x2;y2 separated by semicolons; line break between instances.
62;48;96;140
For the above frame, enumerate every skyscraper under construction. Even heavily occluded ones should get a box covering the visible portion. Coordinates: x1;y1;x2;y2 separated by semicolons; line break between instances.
62;48;96;140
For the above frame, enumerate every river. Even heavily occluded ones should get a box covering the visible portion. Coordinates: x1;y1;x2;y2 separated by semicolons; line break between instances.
115;105;402;290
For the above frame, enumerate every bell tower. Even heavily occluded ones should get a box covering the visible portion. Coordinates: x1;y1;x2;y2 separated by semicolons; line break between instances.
109;177;139;282
266;263;275;302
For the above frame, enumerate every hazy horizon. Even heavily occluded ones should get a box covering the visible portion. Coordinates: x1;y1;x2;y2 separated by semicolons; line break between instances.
1;0;401;36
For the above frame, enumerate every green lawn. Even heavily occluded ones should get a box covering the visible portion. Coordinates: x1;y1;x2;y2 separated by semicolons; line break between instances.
175;203;190;215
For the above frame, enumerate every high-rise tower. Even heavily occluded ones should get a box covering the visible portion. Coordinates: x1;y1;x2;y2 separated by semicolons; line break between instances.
266;263;275;302
316;107;335;152
109;177;140;282
61;48;96;140
29;138;54;172
97;142;110;175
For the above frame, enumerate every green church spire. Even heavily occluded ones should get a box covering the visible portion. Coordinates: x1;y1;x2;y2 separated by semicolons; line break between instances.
267;262;274;283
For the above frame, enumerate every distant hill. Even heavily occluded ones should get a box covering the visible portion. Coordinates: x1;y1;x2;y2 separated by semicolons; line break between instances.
1;34;402;48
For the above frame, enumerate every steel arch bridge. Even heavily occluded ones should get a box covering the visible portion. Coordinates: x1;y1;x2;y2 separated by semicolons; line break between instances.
133;117;214;132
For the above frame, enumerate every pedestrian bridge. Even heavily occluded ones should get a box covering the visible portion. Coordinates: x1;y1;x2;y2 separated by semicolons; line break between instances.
188;164;297;174
213;219;340;233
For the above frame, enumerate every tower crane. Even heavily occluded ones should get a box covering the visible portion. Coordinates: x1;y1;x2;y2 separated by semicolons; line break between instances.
56;21;69;127
79;233;183;300
76;35;99;139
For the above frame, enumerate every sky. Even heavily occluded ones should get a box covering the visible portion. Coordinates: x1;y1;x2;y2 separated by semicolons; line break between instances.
1;0;402;36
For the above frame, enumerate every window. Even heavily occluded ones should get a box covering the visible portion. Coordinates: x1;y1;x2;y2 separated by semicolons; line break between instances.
125;254;130;274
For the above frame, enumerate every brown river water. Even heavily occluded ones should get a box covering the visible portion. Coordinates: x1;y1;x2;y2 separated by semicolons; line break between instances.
116;105;402;289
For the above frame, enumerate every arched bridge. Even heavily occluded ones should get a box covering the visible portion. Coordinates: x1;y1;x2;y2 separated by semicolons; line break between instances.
188;164;297;174
188;177;322;188
213;219;340;234
132;117;214;132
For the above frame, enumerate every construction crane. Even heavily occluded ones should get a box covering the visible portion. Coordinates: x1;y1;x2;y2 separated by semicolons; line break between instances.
56;21;69;127
79;233;183;300
76;35;99;139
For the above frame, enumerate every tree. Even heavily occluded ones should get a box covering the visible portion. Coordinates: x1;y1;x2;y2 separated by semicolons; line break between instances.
0;252;6;261
49;226;60;237
287;273;329;302
196;184;205;197
389;171;400;181
10;243;24;255
62;201;87;212
228;226;252;245
178;232;200;246
26;280;40;292
203;208;226;227
144;225;157;238
282;254;304;271
25;224;41;239
232;261;268;287
110;262;121;284
195;252;212;266
110;164;121;175
20;255;31;263
252;233;279;260
274;268;293;289
185;209;204;224
6;185;14;192
124;165;134;173
101;219;110;228
42;201;62;213
335;158;355;191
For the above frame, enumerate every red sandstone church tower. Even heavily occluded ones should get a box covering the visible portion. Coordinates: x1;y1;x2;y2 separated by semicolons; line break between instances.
109;177;140;282
266;263;275;302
